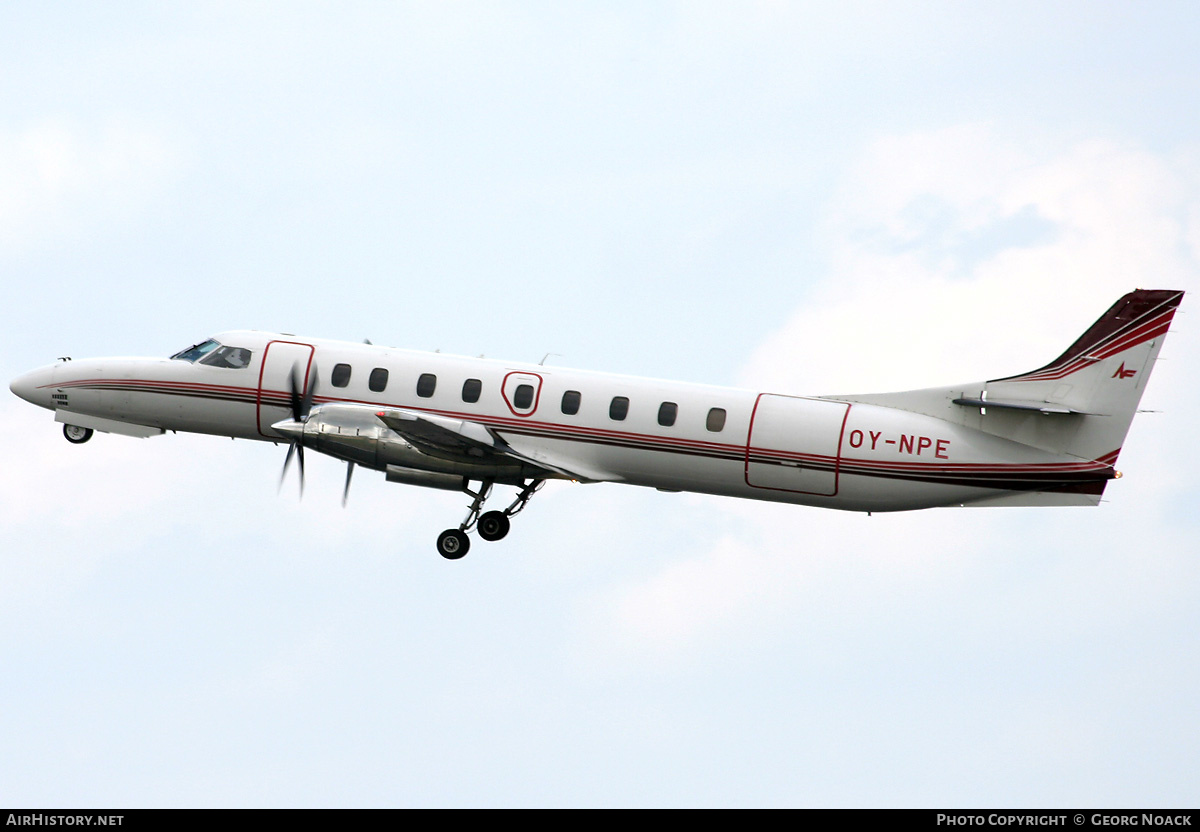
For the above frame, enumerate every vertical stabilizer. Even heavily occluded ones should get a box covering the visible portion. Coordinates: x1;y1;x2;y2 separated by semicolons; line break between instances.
980;289;1182;462
834;289;1184;469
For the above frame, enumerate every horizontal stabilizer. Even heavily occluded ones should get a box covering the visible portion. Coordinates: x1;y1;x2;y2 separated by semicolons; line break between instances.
951;396;1097;415
961;489;1104;507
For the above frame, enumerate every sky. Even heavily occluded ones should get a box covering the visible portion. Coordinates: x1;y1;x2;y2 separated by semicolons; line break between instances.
2;1;1198;808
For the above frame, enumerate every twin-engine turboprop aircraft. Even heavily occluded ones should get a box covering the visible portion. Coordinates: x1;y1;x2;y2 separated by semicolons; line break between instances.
9;289;1183;558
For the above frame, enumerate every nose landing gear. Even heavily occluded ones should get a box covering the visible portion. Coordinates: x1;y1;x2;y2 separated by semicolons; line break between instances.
63;424;93;444
435;478;544;559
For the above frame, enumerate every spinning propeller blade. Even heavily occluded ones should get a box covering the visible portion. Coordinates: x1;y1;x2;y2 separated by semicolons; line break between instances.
342;461;354;507
279;363;318;497
279;441;296;493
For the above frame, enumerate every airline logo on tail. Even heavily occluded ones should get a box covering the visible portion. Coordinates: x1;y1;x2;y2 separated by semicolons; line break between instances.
1112;362;1137;379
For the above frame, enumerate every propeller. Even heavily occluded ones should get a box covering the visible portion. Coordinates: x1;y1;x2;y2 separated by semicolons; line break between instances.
342;461;354;507
277;363;317;496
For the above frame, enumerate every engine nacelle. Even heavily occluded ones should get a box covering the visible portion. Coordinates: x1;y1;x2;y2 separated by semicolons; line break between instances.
285;403;530;486
384;466;466;491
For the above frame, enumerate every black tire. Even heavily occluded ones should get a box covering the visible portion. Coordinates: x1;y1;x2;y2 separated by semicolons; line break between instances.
63;425;93;444
477;511;510;542
437;529;470;560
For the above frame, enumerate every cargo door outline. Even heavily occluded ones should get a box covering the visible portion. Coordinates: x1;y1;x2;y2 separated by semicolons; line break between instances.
744;394;850;496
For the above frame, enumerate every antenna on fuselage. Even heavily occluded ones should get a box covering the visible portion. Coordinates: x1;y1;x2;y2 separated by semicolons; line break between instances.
540;352;561;366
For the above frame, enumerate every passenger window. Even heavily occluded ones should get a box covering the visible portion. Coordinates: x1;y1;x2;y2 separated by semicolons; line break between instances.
369;368;389;393
416;373;437;398
331;363;352;388
514;383;535;409
561;390;581;415
706;407;727;432
610;396;629;421
462;378;482;403
658;402;677;427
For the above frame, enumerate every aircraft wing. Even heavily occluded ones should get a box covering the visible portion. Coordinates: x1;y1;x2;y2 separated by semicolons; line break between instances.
375;408;616;483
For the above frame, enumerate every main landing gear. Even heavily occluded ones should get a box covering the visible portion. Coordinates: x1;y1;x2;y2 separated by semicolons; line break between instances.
436;478;544;560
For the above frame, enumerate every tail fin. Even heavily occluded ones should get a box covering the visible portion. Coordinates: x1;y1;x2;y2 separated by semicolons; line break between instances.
838;289;1184;464
976;289;1183;462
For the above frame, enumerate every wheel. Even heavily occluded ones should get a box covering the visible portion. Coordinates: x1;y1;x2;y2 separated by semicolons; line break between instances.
63;424;93;444
437;529;470;560
477;511;510;542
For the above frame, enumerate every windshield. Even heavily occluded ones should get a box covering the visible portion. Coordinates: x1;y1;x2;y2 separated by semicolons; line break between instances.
171;339;220;362
171;339;253;368
199;345;252;369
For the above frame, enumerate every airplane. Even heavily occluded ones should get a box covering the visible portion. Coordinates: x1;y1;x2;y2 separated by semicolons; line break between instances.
9;289;1184;559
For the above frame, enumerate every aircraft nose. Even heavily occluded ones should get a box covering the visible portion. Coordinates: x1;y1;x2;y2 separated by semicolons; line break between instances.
9;367;51;407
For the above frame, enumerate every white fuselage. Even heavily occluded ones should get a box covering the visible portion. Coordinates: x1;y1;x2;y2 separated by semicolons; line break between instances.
10;329;1114;512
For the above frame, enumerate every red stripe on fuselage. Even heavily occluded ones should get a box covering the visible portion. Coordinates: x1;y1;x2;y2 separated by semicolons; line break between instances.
51;377;1115;492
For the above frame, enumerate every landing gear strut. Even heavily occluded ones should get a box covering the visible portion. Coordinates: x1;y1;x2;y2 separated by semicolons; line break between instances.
436;478;544;559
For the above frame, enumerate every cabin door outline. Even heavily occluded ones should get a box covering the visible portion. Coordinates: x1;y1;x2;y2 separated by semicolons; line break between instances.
256;340;316;437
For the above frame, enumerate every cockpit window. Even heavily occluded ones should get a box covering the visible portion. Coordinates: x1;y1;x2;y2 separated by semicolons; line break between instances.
199;346;253;369
171;339;221;363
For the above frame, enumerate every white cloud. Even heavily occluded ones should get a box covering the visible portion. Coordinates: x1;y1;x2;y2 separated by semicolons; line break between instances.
742;126;1197;395
587;125;1200;664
